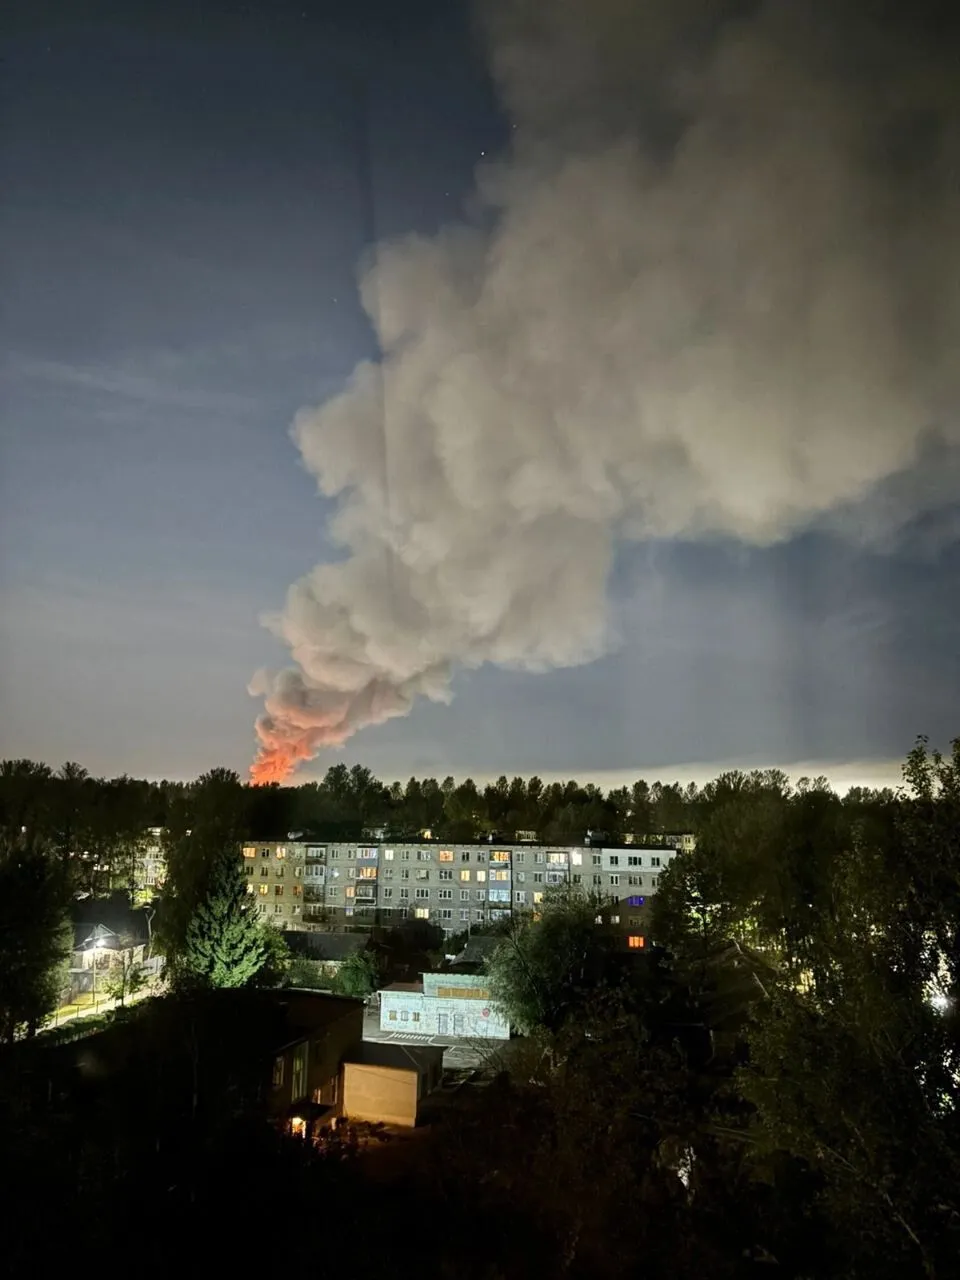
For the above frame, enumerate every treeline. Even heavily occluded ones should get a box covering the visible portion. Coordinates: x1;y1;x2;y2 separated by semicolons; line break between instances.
1;757;897;867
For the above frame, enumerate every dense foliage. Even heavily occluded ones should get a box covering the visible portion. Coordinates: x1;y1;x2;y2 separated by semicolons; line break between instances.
0;836;72;1042
1;757;735;860
174;847;269;990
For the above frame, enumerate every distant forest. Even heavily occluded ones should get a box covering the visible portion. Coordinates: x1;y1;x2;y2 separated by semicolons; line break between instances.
2;756;899;886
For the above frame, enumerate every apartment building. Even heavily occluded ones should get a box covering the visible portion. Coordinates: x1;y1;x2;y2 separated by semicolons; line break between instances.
134;828;167;899
242;836;690;938
242;840;308;929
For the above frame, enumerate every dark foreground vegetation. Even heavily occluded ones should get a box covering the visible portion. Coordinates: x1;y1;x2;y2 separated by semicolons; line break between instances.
1;738;957;1278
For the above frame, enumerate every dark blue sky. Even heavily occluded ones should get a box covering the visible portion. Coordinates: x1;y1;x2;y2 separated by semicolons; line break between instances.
1;0;957;787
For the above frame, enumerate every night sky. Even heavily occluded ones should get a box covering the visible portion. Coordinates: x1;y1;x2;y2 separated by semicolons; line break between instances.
1;0;958;788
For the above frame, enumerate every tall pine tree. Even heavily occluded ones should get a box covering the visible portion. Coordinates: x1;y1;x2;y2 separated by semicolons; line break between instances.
176;847;266;990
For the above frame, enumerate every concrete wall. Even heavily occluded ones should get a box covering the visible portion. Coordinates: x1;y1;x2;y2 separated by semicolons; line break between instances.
343;1062;419;1127
380;980;510;1040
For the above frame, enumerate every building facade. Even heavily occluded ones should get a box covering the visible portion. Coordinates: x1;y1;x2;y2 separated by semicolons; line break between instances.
243;840;308;929
380;972;511;1040
134;827;167;900
240;836;691;939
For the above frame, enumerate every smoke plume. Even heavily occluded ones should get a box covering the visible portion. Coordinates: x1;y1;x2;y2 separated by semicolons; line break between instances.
250;0;960;783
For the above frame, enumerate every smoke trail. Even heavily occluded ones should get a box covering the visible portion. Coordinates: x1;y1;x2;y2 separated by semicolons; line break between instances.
251;0;960;782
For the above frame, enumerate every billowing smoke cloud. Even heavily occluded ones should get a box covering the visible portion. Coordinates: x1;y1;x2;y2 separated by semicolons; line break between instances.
250;0;960;783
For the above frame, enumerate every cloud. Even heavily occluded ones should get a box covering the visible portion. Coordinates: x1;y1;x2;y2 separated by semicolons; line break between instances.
251;0;960;780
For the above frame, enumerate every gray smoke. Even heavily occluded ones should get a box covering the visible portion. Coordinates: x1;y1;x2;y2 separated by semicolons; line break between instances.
251;0;960;781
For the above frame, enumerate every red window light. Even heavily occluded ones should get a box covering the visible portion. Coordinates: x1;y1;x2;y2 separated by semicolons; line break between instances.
628;935;645;950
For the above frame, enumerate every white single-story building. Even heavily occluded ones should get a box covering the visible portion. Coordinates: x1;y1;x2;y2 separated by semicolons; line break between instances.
379;972;510;1040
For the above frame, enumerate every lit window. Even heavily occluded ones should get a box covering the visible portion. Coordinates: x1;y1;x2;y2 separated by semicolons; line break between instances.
476;870;486;883
627;895;645;907
345;886;355;898
276;847;286;859
246;883;254;895
414;907;429;919
610;914;620;924
533;892;543;904
571;852;582;866
243;847;256;859
258;884;269;896
359;867;377;879
460;869;471;882
438;850;454;862
491;851;510;863
384;850;394;860
628;935;645;949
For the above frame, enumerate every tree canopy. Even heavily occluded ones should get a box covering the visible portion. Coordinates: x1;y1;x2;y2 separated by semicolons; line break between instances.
174;847;268;990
